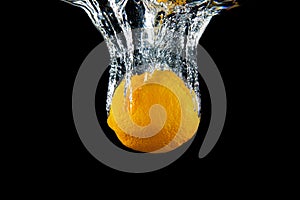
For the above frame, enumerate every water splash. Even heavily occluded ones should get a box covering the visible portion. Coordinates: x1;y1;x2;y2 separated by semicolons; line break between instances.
62;0;238;115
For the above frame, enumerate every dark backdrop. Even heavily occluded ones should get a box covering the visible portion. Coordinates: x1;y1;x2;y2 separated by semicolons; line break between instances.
34;0;274;193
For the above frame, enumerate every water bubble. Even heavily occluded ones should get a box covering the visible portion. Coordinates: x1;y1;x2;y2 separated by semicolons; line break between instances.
62;0;238;115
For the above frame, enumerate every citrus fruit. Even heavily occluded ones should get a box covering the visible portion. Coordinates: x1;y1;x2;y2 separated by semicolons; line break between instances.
107;70;200;153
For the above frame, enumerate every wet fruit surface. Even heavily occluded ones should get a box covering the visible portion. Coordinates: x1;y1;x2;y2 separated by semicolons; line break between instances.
107;70;200;153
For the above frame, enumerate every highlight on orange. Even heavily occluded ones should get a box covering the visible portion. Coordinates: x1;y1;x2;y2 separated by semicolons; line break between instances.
107;70;200;153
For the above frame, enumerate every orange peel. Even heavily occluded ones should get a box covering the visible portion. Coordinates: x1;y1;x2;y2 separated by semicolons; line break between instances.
107;70;200;153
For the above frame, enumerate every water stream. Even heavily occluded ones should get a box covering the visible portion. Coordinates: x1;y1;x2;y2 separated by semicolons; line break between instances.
62;0;238;115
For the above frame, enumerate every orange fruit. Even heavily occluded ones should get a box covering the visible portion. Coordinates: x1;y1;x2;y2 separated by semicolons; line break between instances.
107;70;200;153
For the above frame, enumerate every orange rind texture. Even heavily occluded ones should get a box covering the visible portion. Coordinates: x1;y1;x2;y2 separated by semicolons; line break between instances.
107;70;200;153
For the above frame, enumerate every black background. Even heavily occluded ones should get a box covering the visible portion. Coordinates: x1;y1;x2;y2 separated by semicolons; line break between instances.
25;0;281;193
